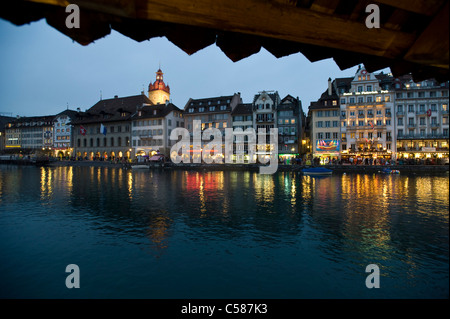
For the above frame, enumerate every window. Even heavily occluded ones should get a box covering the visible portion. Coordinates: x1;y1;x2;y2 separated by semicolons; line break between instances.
418;92;425;98
384;95;390;102
317;111;323;117
377;132;382;138
358;86;363;92
325;132;331;139
398;129;403;137
358;120;364;126
189;108;194;113
316;121;323;128
168;119;172;126
366;85;372;91
349;97;355;104
358;97;364;103
332;121;339;127
396;93;402;98
398;118;403;125
325;121;330;128
367;96;373;103
199;107;204;112
341;98;346;104
408;105;415;112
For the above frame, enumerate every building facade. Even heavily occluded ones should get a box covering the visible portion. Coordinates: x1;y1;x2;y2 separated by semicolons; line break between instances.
53;110;78;158
309;78;342;164
0;115;15;153
71;94;150;160
231;103;253;162
339;67;395;163
277;94;303;163
4;115;55;155
394;75;449;162
131;101;184;159
183;93;242;162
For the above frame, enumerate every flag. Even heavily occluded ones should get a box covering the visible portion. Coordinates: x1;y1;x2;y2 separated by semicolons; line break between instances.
369;121;374;129
79;125;86;136
100;124;107;135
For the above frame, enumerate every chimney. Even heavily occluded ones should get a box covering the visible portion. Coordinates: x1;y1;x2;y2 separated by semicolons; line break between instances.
328;78;332;96
114;95;118;98
77;108;81;112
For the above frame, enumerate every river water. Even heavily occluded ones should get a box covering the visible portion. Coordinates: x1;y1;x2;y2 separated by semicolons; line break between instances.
0;165;448;299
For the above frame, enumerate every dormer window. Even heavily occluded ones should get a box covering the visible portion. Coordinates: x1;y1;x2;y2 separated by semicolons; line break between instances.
153;110;157;115
138;111;142;116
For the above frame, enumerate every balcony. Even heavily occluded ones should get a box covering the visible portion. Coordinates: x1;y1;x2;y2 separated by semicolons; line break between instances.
385;112;392;117
430;122;440;128
396;111;404;116
443;110;449;115
367;113;374;118
358;114;365;118
407;123;416;128
416;110;427;115
397;133;448;139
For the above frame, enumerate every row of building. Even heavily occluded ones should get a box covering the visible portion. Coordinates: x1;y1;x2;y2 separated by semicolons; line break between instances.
308;65;449;164
1;66;449;164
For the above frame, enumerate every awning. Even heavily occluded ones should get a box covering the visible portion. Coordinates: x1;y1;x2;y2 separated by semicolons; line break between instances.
0;0;448;82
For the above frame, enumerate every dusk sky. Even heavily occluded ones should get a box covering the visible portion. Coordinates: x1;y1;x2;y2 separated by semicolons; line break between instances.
0;18;391;117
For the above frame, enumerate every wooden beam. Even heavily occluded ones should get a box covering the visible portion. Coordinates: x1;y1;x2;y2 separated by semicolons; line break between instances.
373;0;446;16
128;0;417;60
403;2;449;69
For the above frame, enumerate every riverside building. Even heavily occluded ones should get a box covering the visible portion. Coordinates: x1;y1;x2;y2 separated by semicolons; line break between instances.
183;93;242;162
4;115;55;155
309;78;342;164
394;75;449;162
339;66;395;163
131;101;184;159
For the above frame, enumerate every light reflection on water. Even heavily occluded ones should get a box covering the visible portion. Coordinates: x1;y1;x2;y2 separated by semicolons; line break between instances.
0;165;448;299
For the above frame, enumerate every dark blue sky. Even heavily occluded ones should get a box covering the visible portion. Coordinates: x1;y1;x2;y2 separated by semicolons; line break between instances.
0;18;390;117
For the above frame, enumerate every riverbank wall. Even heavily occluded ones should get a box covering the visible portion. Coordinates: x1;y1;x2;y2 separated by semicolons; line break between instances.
2;158;448;174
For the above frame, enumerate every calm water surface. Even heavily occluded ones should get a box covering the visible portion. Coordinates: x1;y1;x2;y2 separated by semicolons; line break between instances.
0;165;448;298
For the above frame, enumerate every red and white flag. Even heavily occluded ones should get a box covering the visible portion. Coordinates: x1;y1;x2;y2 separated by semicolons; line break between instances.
79;125;87;135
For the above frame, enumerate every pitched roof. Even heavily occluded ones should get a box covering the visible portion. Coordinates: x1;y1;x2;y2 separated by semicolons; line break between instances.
131;102;183;119
72;94;152;124
231;103;252;115
184;95;235;114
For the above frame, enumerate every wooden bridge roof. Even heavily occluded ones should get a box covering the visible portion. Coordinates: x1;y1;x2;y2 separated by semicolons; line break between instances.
1;0;448;81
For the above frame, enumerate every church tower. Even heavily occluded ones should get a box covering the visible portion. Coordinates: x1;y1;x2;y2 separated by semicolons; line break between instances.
148;68;171;105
